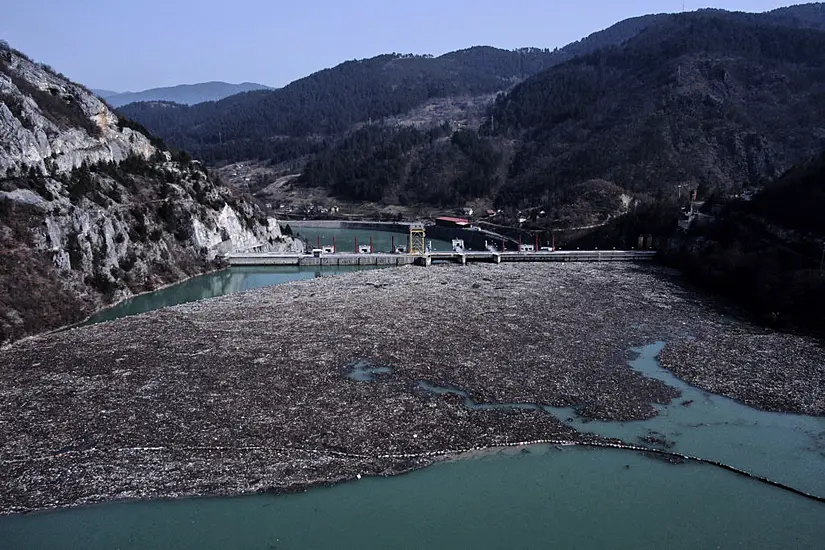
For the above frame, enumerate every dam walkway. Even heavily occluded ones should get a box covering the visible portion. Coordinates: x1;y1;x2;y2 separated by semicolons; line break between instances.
225;250;657;267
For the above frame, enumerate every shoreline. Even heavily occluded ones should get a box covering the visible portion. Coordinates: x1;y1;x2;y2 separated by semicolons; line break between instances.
0;263;229;352
8;434;825;517
1;263;823;514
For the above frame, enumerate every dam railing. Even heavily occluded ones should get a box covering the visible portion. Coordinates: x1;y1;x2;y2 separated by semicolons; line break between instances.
225;250;657;267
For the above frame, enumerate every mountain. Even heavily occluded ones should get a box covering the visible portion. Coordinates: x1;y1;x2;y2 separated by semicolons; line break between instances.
91;88;118;98
488;10;825;209
102;81;273;107
769;2;825;26
117;13;676;166
117;48;560;163
286;6;825;221
0;42;300;345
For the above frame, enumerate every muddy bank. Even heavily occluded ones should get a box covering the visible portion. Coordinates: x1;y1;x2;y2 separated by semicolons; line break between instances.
1;263;822;513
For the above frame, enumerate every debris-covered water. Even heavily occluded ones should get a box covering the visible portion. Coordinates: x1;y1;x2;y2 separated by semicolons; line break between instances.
2;444;823;549
84;265;384;324
2;263;824;548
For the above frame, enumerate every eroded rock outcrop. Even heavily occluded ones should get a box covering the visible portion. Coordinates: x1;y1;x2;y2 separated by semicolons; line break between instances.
0;41;302;344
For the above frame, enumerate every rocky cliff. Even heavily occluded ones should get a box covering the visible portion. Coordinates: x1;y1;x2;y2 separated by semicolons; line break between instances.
0;41;302;344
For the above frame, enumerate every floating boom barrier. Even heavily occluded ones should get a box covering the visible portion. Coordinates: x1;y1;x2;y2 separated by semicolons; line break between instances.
3;438;824;506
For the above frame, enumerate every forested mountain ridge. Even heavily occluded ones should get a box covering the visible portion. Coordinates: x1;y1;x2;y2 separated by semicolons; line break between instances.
666;149;825;332
117;10;675;166
117;48;561;163
101;81;273;108
291;8;825;222
118;4;825;224
0;41;299;344
488;11;825;209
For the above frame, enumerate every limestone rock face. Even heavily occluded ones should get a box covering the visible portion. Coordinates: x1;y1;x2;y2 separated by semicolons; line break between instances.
0;46;154;177
0;42;303;344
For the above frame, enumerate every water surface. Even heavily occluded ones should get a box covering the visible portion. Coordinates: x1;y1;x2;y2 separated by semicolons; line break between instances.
420;344;825;496
1;446;823;550
85;265;383;325
10;241;824;548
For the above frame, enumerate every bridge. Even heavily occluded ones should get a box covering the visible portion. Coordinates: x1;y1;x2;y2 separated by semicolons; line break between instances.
225;250;657;267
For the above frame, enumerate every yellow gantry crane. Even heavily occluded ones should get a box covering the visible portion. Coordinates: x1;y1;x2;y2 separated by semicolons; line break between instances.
409;223;426;255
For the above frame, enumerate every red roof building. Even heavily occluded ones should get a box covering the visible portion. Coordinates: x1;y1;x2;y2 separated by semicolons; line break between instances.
435;217;471;228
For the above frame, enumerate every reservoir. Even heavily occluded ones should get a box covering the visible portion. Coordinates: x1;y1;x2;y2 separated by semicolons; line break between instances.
4;233;823;548
290;224;454;252
1;444;823;549
83;265;383;325
85;224;456;325
2;346;823;548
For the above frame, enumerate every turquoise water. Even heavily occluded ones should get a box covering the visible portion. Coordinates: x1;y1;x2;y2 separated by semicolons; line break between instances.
84;265;383;325
7;240;825;548
420;344;825;497
346;359;394;382
1;345;824;548
548;344;825;497
84;224;459;326
1;446;823;550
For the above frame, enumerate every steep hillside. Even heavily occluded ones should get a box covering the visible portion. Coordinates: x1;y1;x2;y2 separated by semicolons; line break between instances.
0;42;300;344
666;150;825;332
117;48;559;163
290;8;825;221
102;81;273;108
769;2;825;26
489;12;825;209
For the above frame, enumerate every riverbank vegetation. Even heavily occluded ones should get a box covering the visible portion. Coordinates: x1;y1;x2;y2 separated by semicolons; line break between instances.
664;151;825;334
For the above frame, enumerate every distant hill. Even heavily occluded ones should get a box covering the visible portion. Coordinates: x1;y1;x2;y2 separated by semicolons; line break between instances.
103;81;273;107
91;88;118;98
117;48;562;162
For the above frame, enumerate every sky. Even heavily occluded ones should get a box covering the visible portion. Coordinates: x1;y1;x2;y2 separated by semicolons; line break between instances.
0;0;804;92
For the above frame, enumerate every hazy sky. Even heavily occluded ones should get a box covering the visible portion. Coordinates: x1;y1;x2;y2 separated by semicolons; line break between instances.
0;0;803;91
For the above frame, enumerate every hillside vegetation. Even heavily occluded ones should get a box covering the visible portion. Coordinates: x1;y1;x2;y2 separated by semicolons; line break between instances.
490;12;825;210
0;42;297;344
284;10;825;224
666;151;825;333
118;14;677;166
119;5;825;227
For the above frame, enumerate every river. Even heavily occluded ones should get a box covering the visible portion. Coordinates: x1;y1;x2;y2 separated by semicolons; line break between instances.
3;229;824;548
1;444;823;549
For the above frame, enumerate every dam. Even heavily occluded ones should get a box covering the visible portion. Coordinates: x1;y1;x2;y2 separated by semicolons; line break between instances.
225;250;658;267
